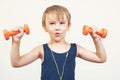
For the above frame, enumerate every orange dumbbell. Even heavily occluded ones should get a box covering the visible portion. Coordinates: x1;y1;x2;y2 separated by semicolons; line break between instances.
82;25;107;38
3;24;30;40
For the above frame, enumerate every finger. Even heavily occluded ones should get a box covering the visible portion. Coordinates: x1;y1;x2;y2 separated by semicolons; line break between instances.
18;26;24;32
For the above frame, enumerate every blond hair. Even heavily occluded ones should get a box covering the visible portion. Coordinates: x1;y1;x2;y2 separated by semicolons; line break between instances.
42;5;71;27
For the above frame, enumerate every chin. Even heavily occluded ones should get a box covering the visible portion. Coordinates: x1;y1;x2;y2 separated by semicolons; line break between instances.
54;38;62;42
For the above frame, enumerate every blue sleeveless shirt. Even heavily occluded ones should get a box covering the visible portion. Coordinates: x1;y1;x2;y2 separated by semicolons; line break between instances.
41;43;77;80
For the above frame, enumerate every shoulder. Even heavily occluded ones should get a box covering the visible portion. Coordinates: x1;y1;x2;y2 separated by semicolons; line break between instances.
32;44;43;52
70;43;83;50
75;43;86;57
31;44;44;59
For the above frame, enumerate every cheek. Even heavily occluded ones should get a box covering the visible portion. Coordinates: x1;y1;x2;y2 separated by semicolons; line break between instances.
62;26;69;32
47;29;54;35
44;25;52;32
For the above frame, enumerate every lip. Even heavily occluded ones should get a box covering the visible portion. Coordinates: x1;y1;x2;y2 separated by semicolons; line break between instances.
55;32;60;36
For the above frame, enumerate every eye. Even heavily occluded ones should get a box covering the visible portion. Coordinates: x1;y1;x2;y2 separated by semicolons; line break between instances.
49;22;55;25
50;22;55;25
60;22;65;24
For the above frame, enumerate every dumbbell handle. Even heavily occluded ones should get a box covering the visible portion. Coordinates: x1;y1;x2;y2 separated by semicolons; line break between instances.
3;24;30;40
82;25;107;38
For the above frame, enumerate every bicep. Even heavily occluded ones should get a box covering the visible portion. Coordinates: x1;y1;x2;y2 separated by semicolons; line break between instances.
18;46;42;67
76;45;102;63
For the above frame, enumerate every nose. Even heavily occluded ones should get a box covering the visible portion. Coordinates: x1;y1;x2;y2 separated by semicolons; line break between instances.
55;24;60;31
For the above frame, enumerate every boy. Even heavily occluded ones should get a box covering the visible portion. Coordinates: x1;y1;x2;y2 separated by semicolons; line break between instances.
11;5;106;80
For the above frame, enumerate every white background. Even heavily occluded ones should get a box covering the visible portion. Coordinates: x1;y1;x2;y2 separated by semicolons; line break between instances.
0;0;120;80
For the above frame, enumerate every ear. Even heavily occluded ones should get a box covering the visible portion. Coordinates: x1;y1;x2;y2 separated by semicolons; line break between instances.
43;26;47;32
67;24;71;31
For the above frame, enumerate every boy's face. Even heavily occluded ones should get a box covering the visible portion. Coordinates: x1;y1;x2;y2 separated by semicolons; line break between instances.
44;13;70;42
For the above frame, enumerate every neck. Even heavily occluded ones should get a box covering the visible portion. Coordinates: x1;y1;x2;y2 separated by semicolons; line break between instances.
48;40;70;53
49;39;67;45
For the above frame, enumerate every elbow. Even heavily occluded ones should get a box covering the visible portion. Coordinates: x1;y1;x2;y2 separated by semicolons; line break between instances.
11;61;21;68
11;63;19;68
12;64;20;68
97;52;107;63
99;58;107;63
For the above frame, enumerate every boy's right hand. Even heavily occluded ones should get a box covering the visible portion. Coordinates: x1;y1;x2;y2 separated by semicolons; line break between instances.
12;26;24;43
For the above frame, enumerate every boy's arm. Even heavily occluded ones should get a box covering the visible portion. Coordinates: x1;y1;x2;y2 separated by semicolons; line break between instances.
10;27;42;67
77;32;107;63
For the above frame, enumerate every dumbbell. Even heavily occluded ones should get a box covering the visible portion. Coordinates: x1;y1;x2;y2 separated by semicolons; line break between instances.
3;24;30;40
82;25;107;38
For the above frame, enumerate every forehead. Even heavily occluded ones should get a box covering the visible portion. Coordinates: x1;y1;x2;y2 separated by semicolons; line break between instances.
45;13;67;21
